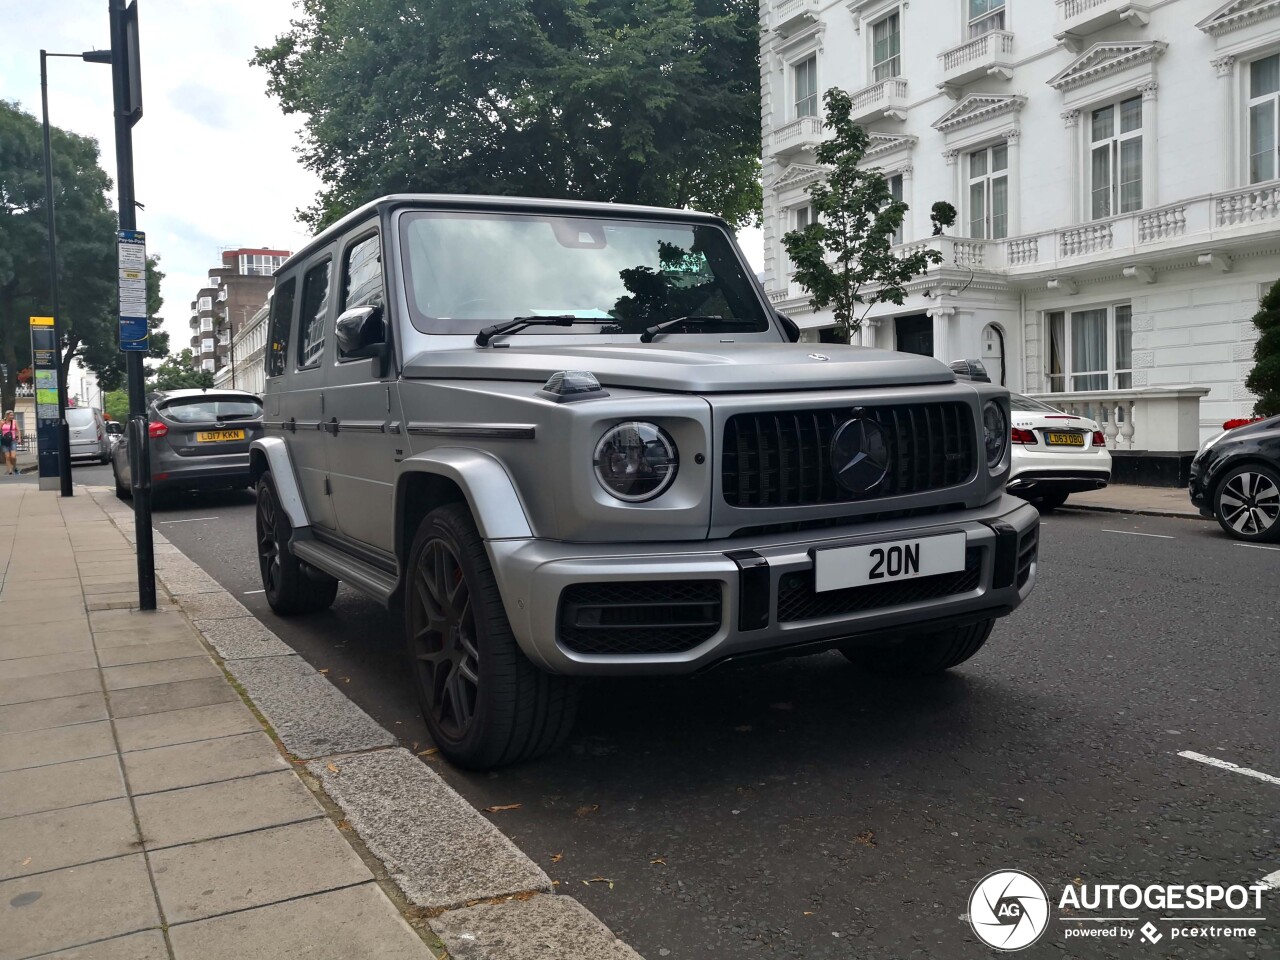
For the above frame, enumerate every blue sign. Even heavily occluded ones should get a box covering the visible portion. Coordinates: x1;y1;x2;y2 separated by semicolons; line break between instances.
117;230;149;352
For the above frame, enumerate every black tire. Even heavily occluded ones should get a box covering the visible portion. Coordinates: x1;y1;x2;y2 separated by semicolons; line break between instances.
1032;490;1070;512
1213;463;1280;542
405;503;578;769
113;463;131;500
256;473;338;615
841;619;995;675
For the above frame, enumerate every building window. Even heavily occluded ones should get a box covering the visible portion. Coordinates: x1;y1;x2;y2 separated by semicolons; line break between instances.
266;278;295;378
968;0;1005;38
1090;96;1143;219
967;144;1008;240
298;260;332;369
872;13;901;82
197;296;212;312
888;173;904;245
238;253;287;277
1045;304;1133;392
794;56;818;119
1249;54;1280;183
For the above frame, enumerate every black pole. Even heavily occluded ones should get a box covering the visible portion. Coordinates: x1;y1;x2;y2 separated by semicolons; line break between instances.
109;0;155;611
39;51;75;498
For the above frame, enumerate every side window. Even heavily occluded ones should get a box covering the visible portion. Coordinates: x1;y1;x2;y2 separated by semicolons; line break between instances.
343;233;383;311
266;277;296;378
298;259;332;369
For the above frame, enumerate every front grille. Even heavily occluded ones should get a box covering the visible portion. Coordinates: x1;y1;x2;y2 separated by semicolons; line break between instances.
558;581;722;655
1017;527;1038;588
731;503;966;539
722;403;976;508
777;548;983;623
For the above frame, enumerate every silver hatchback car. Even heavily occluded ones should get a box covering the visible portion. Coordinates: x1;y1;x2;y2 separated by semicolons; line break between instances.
112;389;263;498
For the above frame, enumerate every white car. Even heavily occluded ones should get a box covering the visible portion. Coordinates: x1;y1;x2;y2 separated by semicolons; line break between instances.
1006;393;1112;510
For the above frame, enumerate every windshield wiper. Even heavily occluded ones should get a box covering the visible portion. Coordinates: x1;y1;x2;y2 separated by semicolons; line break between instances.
638;315;736;343
476;315;598;346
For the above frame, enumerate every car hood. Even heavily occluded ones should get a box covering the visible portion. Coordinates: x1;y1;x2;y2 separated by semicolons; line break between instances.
401;342;956;393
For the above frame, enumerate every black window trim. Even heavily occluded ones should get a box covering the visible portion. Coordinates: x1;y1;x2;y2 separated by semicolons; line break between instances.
335;225;385;365
266;273;299;380
296;252;335;372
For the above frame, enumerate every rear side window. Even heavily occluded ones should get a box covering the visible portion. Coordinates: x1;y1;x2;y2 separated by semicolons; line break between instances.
343;233;382;310
66;408;95;427
298;259;332;369
266;277;296;378
160;397;262;424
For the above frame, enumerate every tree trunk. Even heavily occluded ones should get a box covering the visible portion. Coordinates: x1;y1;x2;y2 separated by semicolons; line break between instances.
0;284;16;417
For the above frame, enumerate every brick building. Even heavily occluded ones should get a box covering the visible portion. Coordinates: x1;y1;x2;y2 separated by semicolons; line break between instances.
188;248;289;375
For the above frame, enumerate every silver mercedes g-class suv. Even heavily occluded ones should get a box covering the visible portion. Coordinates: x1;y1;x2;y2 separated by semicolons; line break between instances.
251;195;1039;768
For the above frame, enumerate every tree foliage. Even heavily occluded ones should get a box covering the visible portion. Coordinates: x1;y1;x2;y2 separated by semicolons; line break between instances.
252;0;762;229
781;89;942;342
1246;278;1280;417
0;101;168;413
150;349;214;391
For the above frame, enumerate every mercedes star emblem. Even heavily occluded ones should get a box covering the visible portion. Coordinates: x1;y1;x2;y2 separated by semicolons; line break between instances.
830;417;890;493
808;353;830;361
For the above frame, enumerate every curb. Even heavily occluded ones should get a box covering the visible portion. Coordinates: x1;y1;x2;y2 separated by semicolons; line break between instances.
86;486;644;960
1057;502;1208;521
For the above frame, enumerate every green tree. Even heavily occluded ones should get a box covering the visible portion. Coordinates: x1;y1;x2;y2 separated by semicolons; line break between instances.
252;0;762;230
1245;278;1280;417
102;388;129;422
781;89;942;342
150;350;214;391
78;254;168;392
0;101;168;412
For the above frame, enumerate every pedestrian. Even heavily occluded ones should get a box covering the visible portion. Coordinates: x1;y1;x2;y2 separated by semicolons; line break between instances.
1;411;19;475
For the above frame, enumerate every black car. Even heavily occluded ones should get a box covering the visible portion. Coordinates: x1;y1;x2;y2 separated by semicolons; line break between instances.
1189;414;1280;541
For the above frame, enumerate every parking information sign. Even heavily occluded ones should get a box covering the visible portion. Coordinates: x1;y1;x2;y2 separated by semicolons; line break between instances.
117;229;148;352
28;316;61;485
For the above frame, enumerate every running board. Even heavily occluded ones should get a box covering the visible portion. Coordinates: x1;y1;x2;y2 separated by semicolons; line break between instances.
291;539;399;606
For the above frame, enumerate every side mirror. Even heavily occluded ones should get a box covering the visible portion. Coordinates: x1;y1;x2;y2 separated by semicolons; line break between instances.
335;305;386;359
776;311;801;343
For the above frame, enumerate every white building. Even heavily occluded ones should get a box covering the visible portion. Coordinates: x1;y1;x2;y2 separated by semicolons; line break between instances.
761;0;1280;443
212;296;269;396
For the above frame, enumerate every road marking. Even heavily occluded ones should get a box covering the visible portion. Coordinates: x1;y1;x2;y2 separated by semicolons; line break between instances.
1262;870;1280;891
158;516;218;524
1102;529;1176;539
1177;751;1280;787
243;589;265;595
1235;543;1280;552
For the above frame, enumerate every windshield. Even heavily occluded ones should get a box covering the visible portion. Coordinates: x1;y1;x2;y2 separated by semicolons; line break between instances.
66;408;95;427
160;397;262;423
399;210;771;337
1009;394;1064;413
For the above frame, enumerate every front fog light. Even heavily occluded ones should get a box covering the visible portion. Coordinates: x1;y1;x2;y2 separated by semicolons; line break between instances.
983;400;1009;469
594;422;679;501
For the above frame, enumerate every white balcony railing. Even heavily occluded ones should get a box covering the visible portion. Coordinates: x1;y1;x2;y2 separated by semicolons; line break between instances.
1056;0;1151;45
850;77;909;122
939;30;1015;87
1028;387;1210;453
773;0;820;37
771;116;824;157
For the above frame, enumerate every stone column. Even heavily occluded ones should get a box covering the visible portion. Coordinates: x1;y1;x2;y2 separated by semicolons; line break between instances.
1138;81;1159;208
928;306;955;362
1004;127;1021;238
1212;56;1237;189
1061;110;1081;223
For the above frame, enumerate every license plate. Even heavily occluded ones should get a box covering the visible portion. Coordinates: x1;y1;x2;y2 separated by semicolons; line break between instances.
1046;432;1085;446
813;532;967;593
195;429;245;442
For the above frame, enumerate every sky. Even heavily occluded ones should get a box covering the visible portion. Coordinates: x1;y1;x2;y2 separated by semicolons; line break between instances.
2;0;764;392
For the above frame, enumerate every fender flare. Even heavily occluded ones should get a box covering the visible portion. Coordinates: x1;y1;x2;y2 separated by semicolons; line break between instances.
395;448;533;547
250;437;309;530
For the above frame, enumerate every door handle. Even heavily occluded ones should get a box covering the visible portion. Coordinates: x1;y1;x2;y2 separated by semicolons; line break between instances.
323;418;340;435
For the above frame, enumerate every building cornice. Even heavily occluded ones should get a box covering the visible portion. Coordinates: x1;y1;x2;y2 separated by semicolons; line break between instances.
865;132;918;160
771;163;828;192
1047;41;1168;92
932;94;1026;133
1196;0;1280;37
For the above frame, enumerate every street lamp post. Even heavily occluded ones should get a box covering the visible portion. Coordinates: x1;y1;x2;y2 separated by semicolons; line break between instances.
39;49;111;497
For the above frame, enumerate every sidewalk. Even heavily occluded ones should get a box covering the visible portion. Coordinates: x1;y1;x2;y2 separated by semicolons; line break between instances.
1058;483;1203;519
0;485;641;960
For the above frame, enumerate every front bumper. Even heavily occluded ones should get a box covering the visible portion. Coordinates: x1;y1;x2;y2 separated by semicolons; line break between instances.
489;495;1039;675
1188;457;1214;518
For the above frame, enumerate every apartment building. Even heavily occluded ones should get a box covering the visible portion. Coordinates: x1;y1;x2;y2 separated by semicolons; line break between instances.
188;248;289;376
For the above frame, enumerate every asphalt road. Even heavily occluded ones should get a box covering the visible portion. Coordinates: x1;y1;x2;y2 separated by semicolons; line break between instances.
99;477;1280;959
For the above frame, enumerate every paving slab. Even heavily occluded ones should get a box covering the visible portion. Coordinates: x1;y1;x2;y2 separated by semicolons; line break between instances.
175;592;254;621
81;578;140;593
430;895;642;960
102;655;222;691
124;730;289;795
159;572;224;595
150;818;371;924
0;650;97;679
167;882;433;960
195;617;295;660
0;692;107;734
107;675;239;719
225;655;396;758
38;928;169;960
0;798;139;880
0;623;93;657
114;700;261;753
90;606;185;631
0;754;125;820
93;619;198;648
0;720;116;773
0;577;81;595
0;599;86;624
307;749;551;909
135;769;323;848
0;854;159;960
97;637;207;667
0;667;103;706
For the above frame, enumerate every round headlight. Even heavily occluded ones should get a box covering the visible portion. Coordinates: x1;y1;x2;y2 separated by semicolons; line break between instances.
983;400;1009;469
594;422;679;502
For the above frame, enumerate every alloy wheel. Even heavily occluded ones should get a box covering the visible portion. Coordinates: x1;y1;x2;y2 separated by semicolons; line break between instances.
257;487;281;595
409;538;480;741
1219;471;1280;536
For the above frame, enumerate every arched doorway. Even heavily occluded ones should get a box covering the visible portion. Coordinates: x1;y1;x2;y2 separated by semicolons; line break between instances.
982;323;1006;386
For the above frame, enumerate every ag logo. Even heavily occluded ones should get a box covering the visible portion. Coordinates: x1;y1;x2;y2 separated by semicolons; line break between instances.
968;870;1050;951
